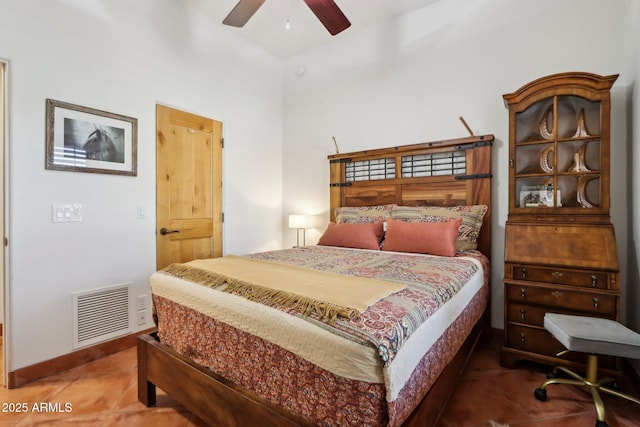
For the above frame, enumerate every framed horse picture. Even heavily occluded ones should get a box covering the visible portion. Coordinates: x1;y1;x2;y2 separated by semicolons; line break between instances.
45;99;137;176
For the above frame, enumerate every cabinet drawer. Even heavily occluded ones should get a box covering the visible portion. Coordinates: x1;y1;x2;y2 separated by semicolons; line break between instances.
509;265;610;289
507;303;616;327
507;303;548;326
505;284;617;316
506;324;617;369
506;325;563;356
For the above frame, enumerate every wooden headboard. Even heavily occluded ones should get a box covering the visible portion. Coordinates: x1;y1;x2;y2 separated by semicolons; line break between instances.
328;134;494;259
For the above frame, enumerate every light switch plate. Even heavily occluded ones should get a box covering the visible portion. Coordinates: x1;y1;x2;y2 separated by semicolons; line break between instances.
52;204;83;222
137;294;147;310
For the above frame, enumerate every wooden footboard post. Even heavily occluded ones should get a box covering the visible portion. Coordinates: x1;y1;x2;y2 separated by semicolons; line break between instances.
137;334;157;407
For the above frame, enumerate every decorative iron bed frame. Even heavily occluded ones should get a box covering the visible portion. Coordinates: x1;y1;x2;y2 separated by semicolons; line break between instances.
138;134;494;426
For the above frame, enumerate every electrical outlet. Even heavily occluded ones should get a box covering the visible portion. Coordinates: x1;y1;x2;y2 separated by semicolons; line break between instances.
137;309;147;326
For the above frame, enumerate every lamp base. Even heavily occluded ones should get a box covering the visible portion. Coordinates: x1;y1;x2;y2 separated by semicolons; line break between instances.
294;228;306;248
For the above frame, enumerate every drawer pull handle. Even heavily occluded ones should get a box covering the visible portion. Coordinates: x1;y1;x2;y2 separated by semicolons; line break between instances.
551;291;561;299
520;332;525;343
593;297;599;308
520;308;526;319
591;275;598;287
520;288;526;299
552;271;563;279
521;268;527;280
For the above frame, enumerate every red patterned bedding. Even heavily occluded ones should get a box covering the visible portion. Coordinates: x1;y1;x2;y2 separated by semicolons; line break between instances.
152;246;489;426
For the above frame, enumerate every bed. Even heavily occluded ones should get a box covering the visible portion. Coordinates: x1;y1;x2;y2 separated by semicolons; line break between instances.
138;134;494;427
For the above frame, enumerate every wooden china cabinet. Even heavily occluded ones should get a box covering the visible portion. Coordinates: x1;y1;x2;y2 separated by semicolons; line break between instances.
500;72;620;371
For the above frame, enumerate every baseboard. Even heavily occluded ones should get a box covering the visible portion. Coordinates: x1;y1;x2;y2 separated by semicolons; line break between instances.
490;327;504;348
7;328;155;389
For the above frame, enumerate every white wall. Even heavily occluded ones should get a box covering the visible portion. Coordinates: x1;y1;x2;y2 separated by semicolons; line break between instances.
282;0;629;328
0;0;283;370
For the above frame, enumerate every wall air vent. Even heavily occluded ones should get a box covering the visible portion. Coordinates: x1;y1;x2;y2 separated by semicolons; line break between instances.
72;283;131;349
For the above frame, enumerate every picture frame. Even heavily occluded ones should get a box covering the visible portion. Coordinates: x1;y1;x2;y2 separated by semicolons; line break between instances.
45;99;137;176
519;184;562;208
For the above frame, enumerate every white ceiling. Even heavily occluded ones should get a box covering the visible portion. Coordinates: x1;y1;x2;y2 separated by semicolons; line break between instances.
191;0;441;59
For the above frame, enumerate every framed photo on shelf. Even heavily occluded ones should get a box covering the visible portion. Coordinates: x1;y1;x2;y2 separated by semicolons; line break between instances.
519;184;561;208
45;99;137;176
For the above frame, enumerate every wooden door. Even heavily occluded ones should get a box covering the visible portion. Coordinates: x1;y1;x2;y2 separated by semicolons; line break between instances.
156;105;223;270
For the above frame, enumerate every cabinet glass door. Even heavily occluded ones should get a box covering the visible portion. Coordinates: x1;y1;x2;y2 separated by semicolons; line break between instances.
514;96;602;210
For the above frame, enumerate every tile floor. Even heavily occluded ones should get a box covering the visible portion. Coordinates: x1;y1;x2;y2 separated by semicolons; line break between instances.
438;342;640;426
0;335;638;426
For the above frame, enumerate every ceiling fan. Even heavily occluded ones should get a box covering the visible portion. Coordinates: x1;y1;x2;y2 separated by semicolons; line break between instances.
223;0;351;36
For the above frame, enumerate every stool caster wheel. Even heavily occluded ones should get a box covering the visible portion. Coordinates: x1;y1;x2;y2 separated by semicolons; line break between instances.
534;388;547;401
595;420;609;427
546;371;557;379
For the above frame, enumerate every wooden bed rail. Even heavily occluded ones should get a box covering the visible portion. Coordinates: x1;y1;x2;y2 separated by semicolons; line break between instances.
138;332;313;427
138;316;485;427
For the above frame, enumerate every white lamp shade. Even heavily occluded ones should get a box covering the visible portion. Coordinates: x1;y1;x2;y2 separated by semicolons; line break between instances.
289;214;311;229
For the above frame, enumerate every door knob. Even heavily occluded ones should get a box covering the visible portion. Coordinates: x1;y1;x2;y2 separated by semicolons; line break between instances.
159;227;179;236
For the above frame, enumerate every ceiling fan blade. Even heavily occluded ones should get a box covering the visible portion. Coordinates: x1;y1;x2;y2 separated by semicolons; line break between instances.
303;0;351;35
223;0;266;27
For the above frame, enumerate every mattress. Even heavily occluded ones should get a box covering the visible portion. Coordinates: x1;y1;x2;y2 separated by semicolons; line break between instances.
151;245;489;426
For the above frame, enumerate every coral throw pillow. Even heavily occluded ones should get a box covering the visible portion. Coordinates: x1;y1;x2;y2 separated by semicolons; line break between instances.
382;217;462;256
317;222;384;250
390;205;487;250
